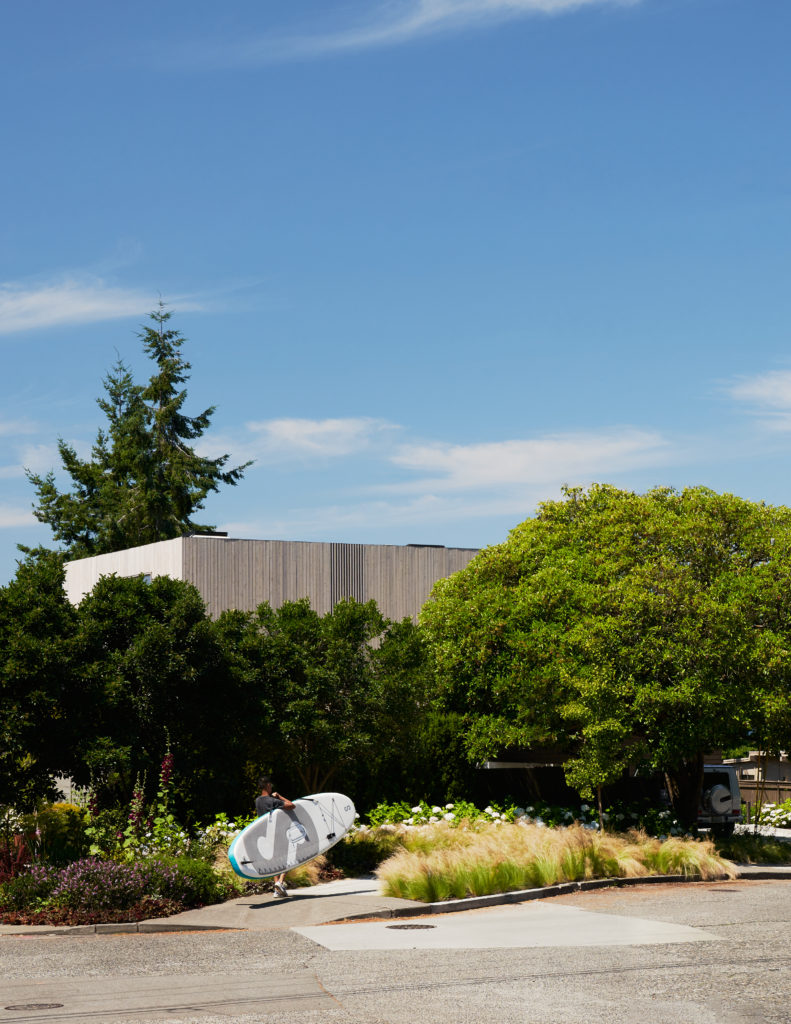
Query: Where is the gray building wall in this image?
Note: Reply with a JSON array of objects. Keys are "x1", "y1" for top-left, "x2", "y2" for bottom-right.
[{"x1": 64, "y1": 536, "x2": 479, "y2": 620}]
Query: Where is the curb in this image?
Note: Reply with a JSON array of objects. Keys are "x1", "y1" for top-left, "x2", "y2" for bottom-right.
[
  {"x1": 3, "y1": 866, "x2": 790, "y2": 936},
  {"x1": 329, "y1": 865, "x2": 791, "y2": 923},
  {"x1": 328, "y1": 874, "x2": 697, "y2": 923},
  {"x1": 732, "y1": 865, "x2": 791, "y2": 880},
  {"x1": 0, "y1": 919, "x2": 236, "y2": 937}
]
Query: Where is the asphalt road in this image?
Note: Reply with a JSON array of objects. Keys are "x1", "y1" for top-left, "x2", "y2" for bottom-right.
[{"x1": 1, "y1": 879, "x2": 790, "y2": 1024}]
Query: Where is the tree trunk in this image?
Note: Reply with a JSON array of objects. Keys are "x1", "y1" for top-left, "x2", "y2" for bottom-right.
[
  {"x1": 297, "y1": 764, "x2": 337, "y2": 795},
  {"x1": 664, "y1": 754, "x2": 704, "y2": 829}
]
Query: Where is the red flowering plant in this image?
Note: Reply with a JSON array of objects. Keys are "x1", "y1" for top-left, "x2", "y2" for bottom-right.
[
  {"x1": 119, "y1": 746, "x2": 191, "y2": 861},
  {"x1": 0, "y1": 807, "x2": 31, "y2": 883}
]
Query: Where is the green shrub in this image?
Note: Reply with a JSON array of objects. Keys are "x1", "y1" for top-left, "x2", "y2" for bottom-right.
[
  {"x1": 0, "y1": 856, "x2": 237, "y2": 916},
  {"x1": 328, "y1": 829, "x2": 403, "y2": 874},
  {"x1": 0, "y1": 869, "x2": 56, "y2": 911},
  {"x1": 163, "y1": 856, "x2": 239, "y2": 905},
  {"x1": 366, "y1": 802, "x2": 414, "y2": 827},
  {"x1": 753, "y1": 799, "x2": 791, "y2": 829},
  {"x1": 24, "y1": 803, "x2": 90, "y2": 865},
  {"x1": 83, "y1": 807, "x2": 127, "y2": 858},
  {"x1": 715, "y1": 834, "x2": 791, "y2": 865}
]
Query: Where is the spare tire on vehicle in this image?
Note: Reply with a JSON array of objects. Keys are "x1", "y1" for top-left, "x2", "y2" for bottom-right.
[{"x1": 703, "y1": 783, "x2": 732, "y2": 815}]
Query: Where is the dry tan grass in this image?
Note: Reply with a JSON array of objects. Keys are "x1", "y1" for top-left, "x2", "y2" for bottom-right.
[{"x1": 377, "y1": 822, "x2": 736, "y2": 901}]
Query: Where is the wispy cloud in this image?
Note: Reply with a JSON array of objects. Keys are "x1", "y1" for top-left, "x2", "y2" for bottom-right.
[
  {"x1": 201, "y1": 417, "x2": 401, "y2": 465},
  {"x1": 0, "y1": 419, "x2": 38, "y2": 438},
  {"x1": 221, "y1": 493, "x2": 501, "y2": 539},
  {"x1": 0, "y1": 276, "x2": 202, "y2": 335},
  {"x1": 171, "y1": 0, "x2": 639, "y2": 67},
  {"x1": 388, "y1": 428, "x2": 669, "y2": 492},
  {"x1": 727, "y1": 370, "x2": 791, "y2": 431},
  {"x1": 0, "y1": 504, "x2": 35, "y2": 530},
  {"x1": 218, "y1": 425, "x2": 673, "y2": 540},
  {"x1": 0, "y1": 444, "x2": 60, "y2": 482}
]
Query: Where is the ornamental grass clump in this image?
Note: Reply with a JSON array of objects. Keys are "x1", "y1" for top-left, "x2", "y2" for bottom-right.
[{"x1": 377, "y1": 822, "x2": 735, "y2": 902}]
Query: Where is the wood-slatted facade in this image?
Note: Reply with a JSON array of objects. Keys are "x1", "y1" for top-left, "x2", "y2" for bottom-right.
[{"x1": 64, "y1": 536, "x2": 479, "y2": 620}]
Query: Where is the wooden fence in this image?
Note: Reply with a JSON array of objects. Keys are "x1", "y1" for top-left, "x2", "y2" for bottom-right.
[
  {"x1": 739, "y1": 780, "x2": 791, "y2": 804},
  {"x1": 739, "y1": 780, "x2": 791, "y2": 822}
]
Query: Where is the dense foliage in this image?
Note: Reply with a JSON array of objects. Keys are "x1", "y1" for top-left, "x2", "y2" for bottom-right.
[
  {"x1": 421, "y1": 485, "x2": 791, "y2": 825},
  {"x1": 0, "y1": 549, "x2": 79, "y2": 807},
  {"x1": 0, "y1": 552, "x2": 442, "y2": 819}
]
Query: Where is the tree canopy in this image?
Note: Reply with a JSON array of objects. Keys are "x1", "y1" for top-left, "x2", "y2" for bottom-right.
[
  {"x1": 420, "y1": 485, "x2": 791, "y2": 823},
  {"x1": 0, "y1": 549, "x2": 443, "y2": 818},
  {"x1": 27, "y1": 306, "x2": 250, "y2": 558},
  {"x1": 0, "y1": 549, "x2": 78, "y2": 807},
  {"x1": 215, "y1": 598, "x2": 438, "y2": 804}
]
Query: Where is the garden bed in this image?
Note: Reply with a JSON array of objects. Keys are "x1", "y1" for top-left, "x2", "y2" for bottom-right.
[{"x1": 373, "y1": 822, "x2": 737, "y2": 903}]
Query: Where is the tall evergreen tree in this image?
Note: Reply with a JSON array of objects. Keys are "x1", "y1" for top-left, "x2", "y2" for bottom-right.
[{"x1": 27, "y1": 306, "x2": 250, "y2": 558}]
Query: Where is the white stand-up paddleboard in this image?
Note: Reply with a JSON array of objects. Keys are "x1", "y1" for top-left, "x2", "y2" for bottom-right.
[{"x1": 228, "y1": 792, "x2": 356, "y2": 879}]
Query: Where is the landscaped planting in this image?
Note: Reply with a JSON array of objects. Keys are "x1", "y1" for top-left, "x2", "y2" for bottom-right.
[
  {"x1": 0, "y1": 856, "x2": 238, "y2": 926},
  {"x1": 376, "y1": 822, "x2": 735, "y2": 903},
  {"x1": 361, "y1": 798, "x2": 686, "y2": 837},
  {"x1": 752, "y1": 799, "x2": 791, "y2": 830},
  {"x1": 715, "y1": 832, "x2": 791, "y2": 865},
  {"x1": 5, "y1": 789, "x2": 785, "y2": 924}
]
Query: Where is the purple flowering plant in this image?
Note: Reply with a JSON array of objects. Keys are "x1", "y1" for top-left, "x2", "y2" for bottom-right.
[{"x1": 0, "y1": 856, "x2": 232, "y2": 917}]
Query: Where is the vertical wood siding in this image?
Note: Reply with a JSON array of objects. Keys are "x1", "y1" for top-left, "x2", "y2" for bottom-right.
[
  {"x1": 183, "y1": 538, "x2": 478, "y2": 619},
  {"x1": 64, "y1": 537, "x2": 479, "y2": 620}
]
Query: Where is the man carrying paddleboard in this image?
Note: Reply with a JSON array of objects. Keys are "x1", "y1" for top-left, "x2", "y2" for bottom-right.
[{"x1": 255, "y1": 776, "x2": 294, "y2": 898}]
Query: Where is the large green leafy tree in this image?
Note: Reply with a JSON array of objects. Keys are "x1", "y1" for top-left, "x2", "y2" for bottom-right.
[
  {"x1": 226, "y1": 598, "x2": 389, "y2": 796},
  {"x1": 74, "y1": 574, "x2": 257, "y2": 821},
  {"x1": 27, "y1": 306, "x2": 250, "y2": 558},
  {"x1": 0, "y1": 550, "x2": 80, "y2": 807},
  {"x1": 421, "y1": 485, "x2": 791, "y2": 825},
  {"x1": 218, "y1": 598, "x2": 449, "y2": 806}
]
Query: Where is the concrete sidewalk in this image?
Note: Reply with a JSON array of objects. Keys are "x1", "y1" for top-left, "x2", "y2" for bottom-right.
[{"x1": 2, "y1": 865, "x2": 790, "y2": 937}]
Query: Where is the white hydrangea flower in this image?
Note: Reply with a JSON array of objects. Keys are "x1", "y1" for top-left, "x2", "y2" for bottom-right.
[
  {"x1": 444, "y1": 812, "x2": 455, "y2": 820},
  {"x1": 411, "y1": 806, "x2": 422, "y2": 814},
  {"x1": 446, "y1": 803, "x2": 454, "y2": 810}
]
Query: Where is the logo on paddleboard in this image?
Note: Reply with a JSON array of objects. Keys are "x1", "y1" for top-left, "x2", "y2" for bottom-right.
[{"x1": 286, "y1": 822, "x2": 309, "y2": 846}]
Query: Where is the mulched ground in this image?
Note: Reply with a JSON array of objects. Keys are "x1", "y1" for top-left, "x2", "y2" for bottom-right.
[{"x1": 0, "y1": 897, "x2": 185, "y2": 926}]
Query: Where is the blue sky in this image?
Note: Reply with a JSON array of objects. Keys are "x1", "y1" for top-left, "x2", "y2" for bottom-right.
[{"x1": 2, "y1": 0, "x2": 790, "y2": 584}]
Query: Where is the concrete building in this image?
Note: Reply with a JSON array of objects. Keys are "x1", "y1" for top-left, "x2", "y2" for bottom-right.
[{"x1": 63, "y1": 535, "x2": 479, "y2": 620}]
